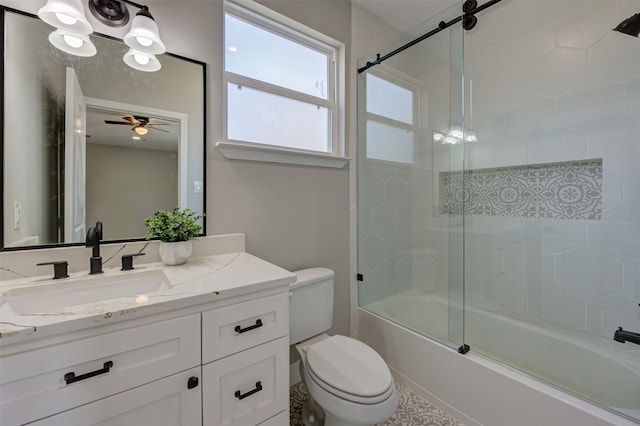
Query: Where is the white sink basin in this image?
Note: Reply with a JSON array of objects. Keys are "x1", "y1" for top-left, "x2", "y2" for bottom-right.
[{"x1": 5, "y1": 270, "x2": 171, "y2": 315}]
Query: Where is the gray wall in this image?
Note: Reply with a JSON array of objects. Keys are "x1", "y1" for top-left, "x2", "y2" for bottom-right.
[
  {"x1": 3, "y1": 12, "x2": 55, "y2": 246},
  {"x1": 86, "y1": 143, "x2": 178, "y2": 240},
  {"x1": 142, "y1": 0, "x2": 352, "y2": 338},
  {"x1": 4, "y1": 0, "x2": 352, "y2": 338}
]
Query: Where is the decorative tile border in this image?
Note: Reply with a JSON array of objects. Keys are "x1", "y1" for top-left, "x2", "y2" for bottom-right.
[{"x1": 439, "y1": 159, "x2": 602, "y2": 220}]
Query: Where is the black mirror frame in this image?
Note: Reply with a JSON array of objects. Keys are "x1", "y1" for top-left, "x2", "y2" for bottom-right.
[{"x1": 0, "y1": 6, "x2": 206, "y2": 251}]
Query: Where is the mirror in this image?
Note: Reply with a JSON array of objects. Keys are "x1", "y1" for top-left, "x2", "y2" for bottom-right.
[{"x1": 2, "y1": 8, "x2": 206, "y2": 249}]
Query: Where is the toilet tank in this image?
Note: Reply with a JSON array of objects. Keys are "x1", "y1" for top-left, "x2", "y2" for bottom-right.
[{"x1": 289, "y1": 267, "x2": 335, "y2": 344}]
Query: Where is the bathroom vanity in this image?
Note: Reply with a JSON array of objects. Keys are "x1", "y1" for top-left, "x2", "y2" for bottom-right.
[{"x1": 0, "y1": 237, "x2": 294, "y2": 426}]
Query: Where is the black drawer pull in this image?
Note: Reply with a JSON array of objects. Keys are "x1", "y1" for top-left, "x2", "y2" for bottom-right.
[
  {"x1": 64, "y1": 361, "x2": 113, "y2": 385},
  {"x1": 235, "y1": 381, "x2": 262, "y2": 400},
  {"x1": 235, "y1": 319, "x2": 263, "y2": 334}
]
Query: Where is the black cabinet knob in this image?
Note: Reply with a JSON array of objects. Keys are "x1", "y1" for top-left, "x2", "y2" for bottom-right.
[{"x1": 187, "y1": 376, "x2": 199, "y2": 389}]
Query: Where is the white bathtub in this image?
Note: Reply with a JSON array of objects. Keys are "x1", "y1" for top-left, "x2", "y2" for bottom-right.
[{"x1": 359, "y1": 293, "x2": 640, "y2": 426}]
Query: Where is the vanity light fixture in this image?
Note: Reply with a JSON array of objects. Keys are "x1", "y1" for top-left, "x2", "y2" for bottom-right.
[
  {"x1": 434, "y1": 80, "x2": 479, "y2": 144},
  {"x1": 37, "y1": 0, "x2": 165, "y2": 72},
  {"x1": 38, "y1": 0, "x2": 96, "y2": 56},
  {"x1": 433, "y1": 126, "x2": 478, "y2": 145},
  {"x1": 123, "y1": 49, "x2": 161, "y2": 72},
  {"x1": 123, "y1": 7, "x2": 165, "y2": 54},
  {"x1": 48, "y1": 29, "x2": 97, "y2": 56},
  {"x1": 38, "y1": 0, "x2": 93, "y2": 34}
]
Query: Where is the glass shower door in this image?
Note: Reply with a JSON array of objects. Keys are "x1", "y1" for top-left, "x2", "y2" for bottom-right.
[
  {"x1": 356, "y1": 2, "x2": 466, "y2": 351},
  {"x1": 461, "y1": 0, "x2": 640, "y2": 421}
]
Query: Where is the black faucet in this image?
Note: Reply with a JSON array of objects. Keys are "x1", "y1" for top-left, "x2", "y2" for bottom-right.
[
  {"x1": 614, "y1": 327, "x2": 640, "y2": 346},
  {"x1": 86, "y1": 221, "x2": 103, "y2": 275}
]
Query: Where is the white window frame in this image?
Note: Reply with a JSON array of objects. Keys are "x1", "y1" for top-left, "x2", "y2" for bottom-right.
[
  {"x1": 364, "y1": 66, "x2": 421, "y2": 165},
  {"x1": 218, "y1": 0, "x2": 348, "y2": 168}
]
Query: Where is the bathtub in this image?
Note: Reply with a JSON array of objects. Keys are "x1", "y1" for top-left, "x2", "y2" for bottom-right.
[{"x1": 358, "y1": 293, "x2": 640, "y2": 426}]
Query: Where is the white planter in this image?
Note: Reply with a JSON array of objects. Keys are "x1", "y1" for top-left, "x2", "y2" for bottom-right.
[{"x1": 158, "y1": 241, "x2": 193, "y2": 266}]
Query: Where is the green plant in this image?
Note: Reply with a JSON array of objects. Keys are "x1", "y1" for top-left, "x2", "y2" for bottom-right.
[{"x1": 144, "y1": 207, "x2": 204, "y2": 242}]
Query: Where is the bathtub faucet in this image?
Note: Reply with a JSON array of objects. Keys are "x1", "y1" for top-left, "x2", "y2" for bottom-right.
[{"x1": 613, "y1": 327, "x2": 640, "y2": 346}]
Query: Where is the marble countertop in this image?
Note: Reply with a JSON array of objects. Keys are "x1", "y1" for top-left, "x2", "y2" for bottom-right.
[{"x1": 0, "y1": 251, "x2": 296, "y2": 345}]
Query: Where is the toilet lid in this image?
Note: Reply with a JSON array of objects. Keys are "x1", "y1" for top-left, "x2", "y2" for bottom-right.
[{"x1": 305, "y1": 335, "x2": 392, "y2": 398}]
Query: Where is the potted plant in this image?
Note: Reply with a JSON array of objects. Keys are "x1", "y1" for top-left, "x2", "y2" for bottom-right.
[{"x1": 145, "y1": 207, "x2": 204, "y2": 265}]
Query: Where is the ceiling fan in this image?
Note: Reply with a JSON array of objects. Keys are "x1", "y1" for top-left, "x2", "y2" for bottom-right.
[{"x1": 104, "y1": 114, "x2": 170, "y2": 136}]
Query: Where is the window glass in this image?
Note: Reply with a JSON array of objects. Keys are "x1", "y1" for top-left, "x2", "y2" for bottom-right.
[
  {"x1": 366, "y1": 120, "x2": 414, "y2": 163},
  {"x1": 225, "y1": 14, "x2": 329, "y2": 100},
  {"x1": 366, "y1": 74, "x2": 413, "y2": 125},
  {"x1": 227, "y1": 83, "x2": 330, "y2": 152},
  {"x1": 365, "y1": 72, "x2": 417, "y2": 163}
]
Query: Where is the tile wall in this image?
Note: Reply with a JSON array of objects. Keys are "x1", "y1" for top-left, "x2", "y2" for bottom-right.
[{"x1": 461, "y1": 0, "x2": 640, "y2": 345}]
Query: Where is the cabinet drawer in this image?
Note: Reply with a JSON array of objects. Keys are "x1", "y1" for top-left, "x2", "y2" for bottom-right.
[
  {"x1": 202, "y1": 337, "x2": 289, "y2": 426},
  {"x1": 29, "y1": 367, "x2": 202, "y2": 426},
  {"x1": 202, "y1": 292, "x2": 287, "y2": 363},
  {"x1": 1, "y1": 313, "x2": 200, "y2": 426}
]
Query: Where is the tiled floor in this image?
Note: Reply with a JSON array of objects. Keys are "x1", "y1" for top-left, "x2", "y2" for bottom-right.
[{"x1": 290, "y1": 381, "x2": 463, "y2": 426}]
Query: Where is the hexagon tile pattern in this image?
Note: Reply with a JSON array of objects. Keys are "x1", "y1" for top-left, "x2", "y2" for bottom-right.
[{"x1": 440, "y1": 158, "x2": 602, "y2": 220}]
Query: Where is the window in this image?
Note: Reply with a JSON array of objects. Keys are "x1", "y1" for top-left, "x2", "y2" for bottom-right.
[
  {"x1": 365, "y1": 71, "x2": 418, "y2": 164},
  {"x1": 224, "y1": 2, "x2": 342, "y2": 157}
]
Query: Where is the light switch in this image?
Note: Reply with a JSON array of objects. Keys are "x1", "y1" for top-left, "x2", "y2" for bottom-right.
[
  {"x1": 14, "y1": 201, "x2": 21, "y2": 230},
  {"x1": 194, "y1": 181, "x2": 203, "y2": 194}
]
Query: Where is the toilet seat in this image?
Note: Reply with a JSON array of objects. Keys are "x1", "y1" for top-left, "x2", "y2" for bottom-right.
[{"x1": 305, "y1": 335, "x2": 394, "y2": 404}]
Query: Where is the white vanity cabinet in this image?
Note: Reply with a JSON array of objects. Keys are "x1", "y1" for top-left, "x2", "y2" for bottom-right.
[
  {"x1": 202, "y1": 292, "x2": 289, "y2": 426},
  {"x1": 0, "y1": 288, "x2": 290, "y2": 426}
]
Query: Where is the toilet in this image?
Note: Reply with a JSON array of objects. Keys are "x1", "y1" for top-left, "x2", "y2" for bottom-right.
[{"x1": 290, "y1": 268, "x2": 398, "y2": 426}]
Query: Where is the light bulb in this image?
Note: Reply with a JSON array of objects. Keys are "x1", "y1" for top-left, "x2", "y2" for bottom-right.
[
  {"x1": 136, "y1": 36, "x2": 153, "y2": 47},
  {"x1": 444, "y1": 136, "x2": 459, "y2": 144},
  {"x1": 134, "y1": 54, "x2": 150, "y2": 65},
  {"x1": 124, "y1": 49, "x2": 161, "y2": 72},
  {"x1": 63, "y1": 34, "x2": 83, "y2": 48},
  {"x1": 55, "y1": 12, "x2": 77, "y2": 26},
  {"x1": 465, "y1": 132, "x2": 478, "y2": 143},
  {"x1": 134, "y1": 126, "x2": 149, "y2": 135},
  {"x1": 449, "y1": 126, "x2": 463, "y2": 139}
]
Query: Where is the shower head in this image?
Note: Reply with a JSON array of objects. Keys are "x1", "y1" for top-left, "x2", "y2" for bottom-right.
[{"x1": 613, "y1": 13, "x2": 640, "y2": 37}]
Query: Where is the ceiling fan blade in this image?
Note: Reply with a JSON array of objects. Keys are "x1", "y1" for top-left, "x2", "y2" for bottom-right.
[
  {"x1": 150, "y1": 127, "x2": 171, "y2": 133},
  {"x1": 132, "y1": 116, "x2": 150, "y2": 124},
  {"x1": 104, "y1": 120, "x2": 132, "y2": 125}
]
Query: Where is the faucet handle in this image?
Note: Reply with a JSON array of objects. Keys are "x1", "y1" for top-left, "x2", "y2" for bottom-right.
[
  {"x1": 121, "y1": 253, "x2": 146, "y2": 271},
  {"x1": 37, "y1": 261, "x2": 69, "y2": 279}
]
